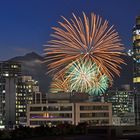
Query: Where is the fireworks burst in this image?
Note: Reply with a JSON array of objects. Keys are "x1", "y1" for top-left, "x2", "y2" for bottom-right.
[
  {"x1": 44, "y1": 12, "x2": 125, "y2": 81},
  {"x1": 88, "y1": 74, "x2": 109, "y2": 95},
  {"x1": 50, "y1": 76, "x2": 70, "y2": 93},
  {"x1": 50, "y1": 59, "x2": 109, "y2": 95},
  {"x1": 66, "y1": 59, "x2": 109, "y2": 95},
  {"x1": 66, "y1": 59, "x2": 99, "y2": 93}
]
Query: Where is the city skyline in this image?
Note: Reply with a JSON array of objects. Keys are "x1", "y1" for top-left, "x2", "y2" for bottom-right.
[
  {"x1": 0, "y1": 1, "x2": 140, "y2": 137},
  {"x1": 0, "y1": 0, "x2": 139, "y2": 60}
]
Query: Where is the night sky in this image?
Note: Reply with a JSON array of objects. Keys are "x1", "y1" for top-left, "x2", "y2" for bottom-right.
[{"x1": 0, "y1": 0, "x2": 139, "y2": 60}]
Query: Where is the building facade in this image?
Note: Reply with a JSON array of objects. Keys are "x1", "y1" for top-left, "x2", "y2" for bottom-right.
[
  {"x1": 133, "y1": 16, "x2": 140, "y2": 84},
  {"x1": 27, "y1": 93, "x2": 112, "y2": 127},
  {"x1": 16, "y1": 76, "x2": 39, "y2": 125},
  {"x1": 133, "y1": 16, "x2": 140, "y2": 125},
  {"x1": 0, "y1": 61, "x2": 21, "y2": 128},
  {"x1": 0, "y1": 62, "x2": 40, "y2": 128},
  {"x1": 105, "y1": 89, "x2": 135, "y2": 125}
]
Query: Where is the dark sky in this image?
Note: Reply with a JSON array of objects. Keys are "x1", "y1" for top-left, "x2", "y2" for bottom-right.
[{"x1": 0, "y1": 0, "x2": 139, "y2": 60}]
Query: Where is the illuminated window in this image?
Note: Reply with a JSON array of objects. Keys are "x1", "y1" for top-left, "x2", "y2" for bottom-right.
[
  {"x1": 133, "y1": 77, "x2": 140, "y2": 83},
  {"x1": 11, "y1": 65, "x2": 18, "y2": 68},
  {"x1": 2, "y1": 100, "x2": 5, "y2": 103},
  {"x1": 136, "y1": 35, "x2": 140, "y2": 39},
  {"x1": 134, "y1": 29, "x2": 140, "y2": 35},
  {"x1": 19, "y1": 109, "x2": 23, "y2": 112},
  {"x1": 2, "y1": 90, "x2": 5, "y2": 93},
  {"x1": 136, "y1": 59, "x2": 140, "y2": 63},
  {"x1": 5, "y1": 73, "x2": 9, "y2": 77},
  {"x1": 135, "y1": 42, "x2": 140, "y2": 46}
]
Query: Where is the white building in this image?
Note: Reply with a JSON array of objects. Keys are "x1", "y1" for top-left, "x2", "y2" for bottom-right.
[{"x1": 26, "y1": 92, "x2": 112, "y2": 127}]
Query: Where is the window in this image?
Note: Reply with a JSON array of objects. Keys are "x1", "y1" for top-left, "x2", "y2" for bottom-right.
[
  {"x1": 80, "y1": 105, "x2": 109, "y2": 110},
  {"x1": 30, "y1": 107, "x2": 42, "y2": 111},
  {"x1": 60, "y1": 106, "x2": 72, "y2": 111},
  {"x1": 80, "y1": 113, "x2": 109, "y2": 118}
]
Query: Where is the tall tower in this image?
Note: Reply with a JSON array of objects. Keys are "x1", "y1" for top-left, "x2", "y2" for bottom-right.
[
  {"x1": 133, "y1": 16, "x2": 140, "y2": 125},
  {"x1": 0, "y1": 61, "x2": 21, "y2": 128},
  {"x1": 133, "y1": 16, "x2": 140, "y2": 85}
]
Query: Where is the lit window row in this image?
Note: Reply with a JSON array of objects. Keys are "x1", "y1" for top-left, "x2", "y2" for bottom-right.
[
  {"x1": 133, "y1": 29, "x2": 140, "y2": 35},
  {"x1": 11, "y1": 65, "x2": 18, "y2": 68},
  {"x1": 133, "y1": 77, "x2": 140, "y2": 83}
]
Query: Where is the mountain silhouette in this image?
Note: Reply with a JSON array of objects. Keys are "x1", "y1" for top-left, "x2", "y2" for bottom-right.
[
  {"x1": 9, "y1": 52, "x2": 43, "y2": 61},
  {"x1": 8, "y1": 52, "x2": 133, "y2": 93},
  {"x1": 9, "y1": 52, "x2": 51, "y2": 93}
]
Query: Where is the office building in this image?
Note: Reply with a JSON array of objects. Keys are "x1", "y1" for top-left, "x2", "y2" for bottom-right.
[
  {"x1": 0, "y1": 62, "x2": 40, "y2": 127},
  {"x1": 0, "y1": 61, "x2": 21, "y2": 128},
  {"x1": 16, "y1": 76, "x2": 39, "y2": 125},
  {"x1": 133, "y1": 16, "x2": 140, "y2": 125},
  {"x1": 105, "y1": 89, "x2": 135, "y2": 125},
  {"x1": 27, "y1": 92, "x2": 112, "y2": 127},
  {"x1": 133, "y1": 16, "x2": 140, "y2": 84}
]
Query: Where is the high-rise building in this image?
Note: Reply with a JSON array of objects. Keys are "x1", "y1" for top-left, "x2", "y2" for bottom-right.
[
  {"x1": 0, "y1": 61, "x2": 21, "y2": 128},
  {"x1": 133, "y1": 16, "x2": 140, "y2": 85},
  {"x1": 0, "y1": 61, "x2": 40, "y2": 128},
  {"x1": 16, "y1": 76, "x2": 39, "y2": 125},
  {"x1": 133, "y1": 16, "x2": 140, "y2": 125},
  {"x1": 104, "y1": 89, "x2": 135, "y2": 125}
]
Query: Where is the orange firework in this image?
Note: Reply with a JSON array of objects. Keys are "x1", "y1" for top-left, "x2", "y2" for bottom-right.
[
  {"x1": 44, "y1": 13, "x2": 125, "y2": 81},
  {"x1": 50, "y1": 75, "x2": 70, "y2": 93}
]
